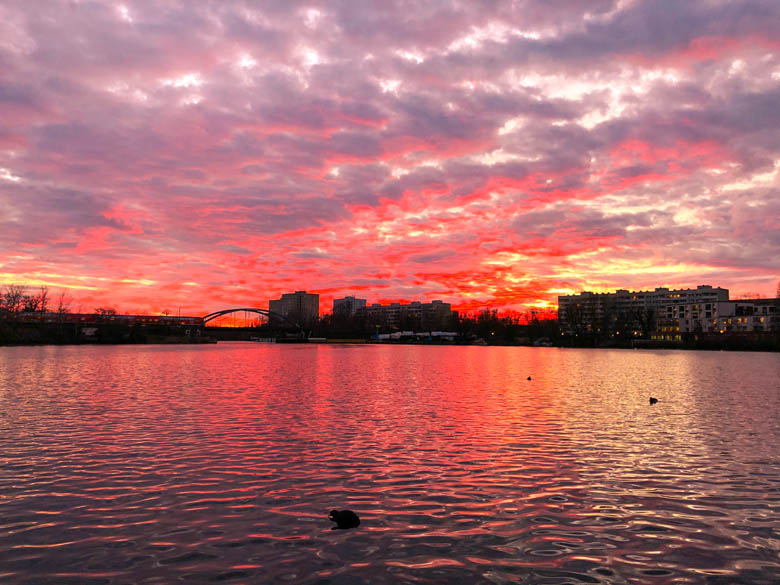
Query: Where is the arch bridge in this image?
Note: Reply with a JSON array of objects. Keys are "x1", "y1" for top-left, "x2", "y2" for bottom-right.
[{"x1": 202, "y1": 308, "x2": 304, "y2": 334}]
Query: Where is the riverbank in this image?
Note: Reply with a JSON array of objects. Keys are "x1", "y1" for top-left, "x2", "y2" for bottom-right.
[
  {"x1": 269, "y1": 337, "x2": 780, "y2": 352},
  {"x1": 2, "y1": 321, "x2": 778, "y2": 351},
  {"x1": 0, "y1": 322, "x2": 212, "y2": 346}
]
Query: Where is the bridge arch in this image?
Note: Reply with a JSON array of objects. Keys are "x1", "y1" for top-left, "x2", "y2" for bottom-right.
[{"x1": 202, "y1": 308, "x2": 303, "y2": 332}]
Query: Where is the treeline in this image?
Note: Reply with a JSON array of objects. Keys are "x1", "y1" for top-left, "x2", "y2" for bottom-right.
[
  {"x1": 1, "y1": 285, "x2": 67, "y2": 344},
  {"x1": 0, "y1": 284, "x2": 125, "y2": 321},
  {"x1": 312, "y1": 308, "x2": 559, "y2": 344},
  {"x1": 0, "y1": 284, "x2": 199, "y2": 346},
  {"x1": 0, "y1": 284, "x2": 72, "y2": 317},
  {"x1": 0, "y1": 319, "x2": 204, "y2": 346}
]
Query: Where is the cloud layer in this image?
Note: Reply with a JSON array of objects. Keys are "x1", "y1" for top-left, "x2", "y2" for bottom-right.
[{"x1": 1, "y1": 0, "x2": 779, "y2": 314}]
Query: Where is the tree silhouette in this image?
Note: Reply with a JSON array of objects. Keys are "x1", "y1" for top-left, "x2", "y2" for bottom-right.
[{"x1": 1, "y1": 284, "x2": 26, "y2": 316}]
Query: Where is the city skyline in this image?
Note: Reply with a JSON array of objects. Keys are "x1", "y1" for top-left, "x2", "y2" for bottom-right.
[
  {"x1": 5, "y1": 280, "x2": 779, "y2": 321},
  {"x1": 1, "y1": 1, "x2": 779, "y2": 315}
]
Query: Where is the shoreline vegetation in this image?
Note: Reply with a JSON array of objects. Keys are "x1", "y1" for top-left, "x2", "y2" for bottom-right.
[
  {"x1": 0, "y1": 320, "x2": 213, "y2": 347},
  {"x1": 1, "y1": 320, "x2": 778, "y2": 352}
]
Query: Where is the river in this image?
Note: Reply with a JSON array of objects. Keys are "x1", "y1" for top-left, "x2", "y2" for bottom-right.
[{"x1": 1, "y1": 343, "x2": 779, "y2": 584}]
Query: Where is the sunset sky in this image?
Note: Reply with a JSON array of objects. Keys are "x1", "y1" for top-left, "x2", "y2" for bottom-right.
[{"x1": 1, "y1": 1, "x2": 779, "y2": 315}]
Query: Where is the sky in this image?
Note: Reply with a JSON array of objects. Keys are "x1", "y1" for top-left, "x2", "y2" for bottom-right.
[{"x1": 1, "y1": 0, "x2": 779, "y2": 316}]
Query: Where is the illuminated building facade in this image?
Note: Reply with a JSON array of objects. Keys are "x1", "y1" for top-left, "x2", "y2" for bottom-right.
[
  {"x1": 558, "y1": 285, "x2": 729, "y2": 337},
  {"x1": 657, "y1": 298, "x2": 780, "y2": 340}
]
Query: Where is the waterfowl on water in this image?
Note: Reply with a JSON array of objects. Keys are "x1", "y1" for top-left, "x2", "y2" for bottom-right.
[
  {"x1": 527, "y1": 376, "x2": 532, "y2": 381},
  {"x1": 329, "y1": 509, "x2": 360, "y2": 529},
  {"x1": 649, "y1": 397, "x2": 658, "y2": 405}
]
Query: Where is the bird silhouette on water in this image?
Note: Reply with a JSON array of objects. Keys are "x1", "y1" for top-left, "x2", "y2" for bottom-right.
[
  {"x1": 329, "y1": 510, "x2": 360, "y2": 529},
  {"x1": 649, "y1": 397, "x2": 658, "y2": 405}
]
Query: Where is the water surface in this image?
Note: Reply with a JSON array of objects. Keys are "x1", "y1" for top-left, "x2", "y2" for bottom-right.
[{"x1": 1, "y1": 344, "x2": 779, "y2": 584}]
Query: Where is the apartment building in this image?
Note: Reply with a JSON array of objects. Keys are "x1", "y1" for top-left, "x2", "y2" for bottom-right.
[
  {"x1": 269, "y1": 290, "x2": 319, "y2": 327},
  {"x1": 332, "y1": 295, "x2": 367, "y2": 316},
  {"x1": 364, "y1": 300, "x2": 453, "y2": 330},
  {"x1": 656, "y1": 298, "x2": 779, "y2": 340},
  {"x1": 558, "y1": 285, "x2": 729, "y2": 336}
]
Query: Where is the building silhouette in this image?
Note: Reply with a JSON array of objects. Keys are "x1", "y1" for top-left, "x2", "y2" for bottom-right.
[
  {"x1": 364, "y1": 299, "x2": 453, "y2": 330},
  {"x1": 269, "y1": 291, "x2": 319, "y2": 327},
  {"x1": 333, "y1": 295, "x2": 367, "y2": 316}
]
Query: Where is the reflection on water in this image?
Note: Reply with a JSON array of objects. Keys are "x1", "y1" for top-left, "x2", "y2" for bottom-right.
[{"x1": 1, "y1": 344, "x2": 779, "y2": 584}]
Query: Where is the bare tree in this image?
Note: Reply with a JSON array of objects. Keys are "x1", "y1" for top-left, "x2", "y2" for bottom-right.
[
  {"x1": 16, "y1": 285, "x2": 51, "y2": 315},
  {"x1": 631, "y1": 307, "x2": 657, "y2": 338},
  {"x1": 22, "y1": 293, "x2": 40, "y2": 312},
  {"x1": 94, "y1": 307, "x2": 117, "y2": 317},
  {"x1": 56, "y1": 290, "x2": 71, "y2": 316},
  {"x1": 54, "y1": 290, "x2": 72, "y2": 333},
  {"x1": 38, "y1": 286, "x2": 49, "y2": 315},
  {"x1": 564, "y1": 302, "x2": 586, "y2": 338},
  {"x1": 2, "y1": 284, "x2": 27, "y2": 316}
]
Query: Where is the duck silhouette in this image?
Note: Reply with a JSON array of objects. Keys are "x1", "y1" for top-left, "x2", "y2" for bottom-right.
[
  {"x1": 649, "y1": 397, "x2": 658, "y2": 405},
  {"x1": 329, "y1": 509, "x2": 360, "y2": 529},
  {"x1": 527, "y1": 376, "x2": 532, "y2": 381}
]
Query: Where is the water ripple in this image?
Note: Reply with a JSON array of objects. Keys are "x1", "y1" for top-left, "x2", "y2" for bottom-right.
[{"x1": 1, "y1": 344, "x2": 779, "y2": 584}]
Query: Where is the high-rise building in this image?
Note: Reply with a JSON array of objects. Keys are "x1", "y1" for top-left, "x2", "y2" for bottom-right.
[
  {"x1": 422, "y1": 300, "x2": 453, "y2": 329},
  {"x1": 332, "y1": 296, "x2": 367, "y2": 316},
  {"x1": 269, "y1": 291, "x2": 319, "y2": 327}
]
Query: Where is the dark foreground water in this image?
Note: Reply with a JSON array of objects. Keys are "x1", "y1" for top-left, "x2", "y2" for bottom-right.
[{"x1": 1, "y1": 344, "x2": 779, "y2": 585}]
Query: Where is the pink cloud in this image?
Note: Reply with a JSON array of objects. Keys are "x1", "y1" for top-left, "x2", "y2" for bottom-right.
[{"x1": 1, "y1": 0, "x2": 779, "y2": 315}]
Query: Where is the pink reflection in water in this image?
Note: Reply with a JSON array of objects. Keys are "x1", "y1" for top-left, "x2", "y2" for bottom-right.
[{"x1": 0, "y1": 344, "x2": 778, "y2": 584}]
